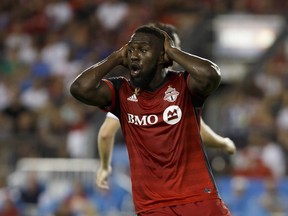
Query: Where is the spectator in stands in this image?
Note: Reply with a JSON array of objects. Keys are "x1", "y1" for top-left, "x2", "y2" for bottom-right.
[
  {"x1": 19, "y1": 172, "x2": 45, "y2": 205},
  {"x1": 233, "y1": 128, "x2": 286, "y2": 179},
  {"x1": 222, "y1": 176, "x2": 250, "y2": 216},
  {"x1": 62, "y1": 181, "x2": 99, "y2": 216},
  {"x1": 246, "y1": 178, "x2": 288, "y2": 215},
  {"x1": 0, "y1": 199, "x2": 20, "y2": 216},
  {"x1": 0, "y1": 177, "x2": 20, "y2": 216}
]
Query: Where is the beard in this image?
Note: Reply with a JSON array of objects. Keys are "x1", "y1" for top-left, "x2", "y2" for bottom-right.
[
  {"x1": 130, "y1": 64, "x2": 158, "y2": 90},
  {"x1": 130, "y1": 76, "x2": 149, "y2": 89}
]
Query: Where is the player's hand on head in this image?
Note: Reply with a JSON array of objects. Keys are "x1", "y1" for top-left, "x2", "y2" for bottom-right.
[
  {"x1": 96, "y1": 166, "x2": 112, "y2": 190},
  {"x1": 161, "y1": 30, "x2": 175, "y2": 48},
  {"x1": 118, "y1": 44, "x2": 129, "y2": 68},
  {"x1": 160, "y1": 30, "x2": 174, "y2": 67}
]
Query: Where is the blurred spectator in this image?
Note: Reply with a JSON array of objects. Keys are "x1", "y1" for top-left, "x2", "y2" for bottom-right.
[
  {"x1": 66, "y1": 127, "x2": 91, "y2": 158},
  {"x1": 4, "y1": 22, "x2": 33, "y2": 57},
  {"x1": 20, "y1": 77, "x2": 49, "y2": 110},
  {"x1": 0, "y1": 77, "x2": 10, "y2": 109},
  {"x1": 0, "y1": 112, "x2": 12, "y2": 138},
  {"x1": 277, "y1": 93, "x2": 288, "y2": 173},
  {"x1": 62, "y1": 181, "x2": 99, "y2": 216},
  {"x1": 1, "y1": 45, "x2": 23, "y2": 76},
  {"x1": 217, "y1": 88, "x2": 260, "y2": 147},
  {"x1": 90, "y1": 176, "x2": 133, "y2": 215},
  {"x1": 2, "y1": 88, "x2": 36, "y2": 135},
  {"x1": 45, "y1": 0, "x2": 73, "y2": 30},
  {"x1": 19, "y1": 172, "x2": 45, "y2": 205},
  {"x1": 232, "y1": 130, "x2": 272, "y2": 178},
  {"x1": 254, "y1": 60, "x2": 284, "y2": 99},
  {"x1": 246, "y1": 178, "x2": 288, "y2": 215},
  {"x1": 0, "y1": 177, "x2": 20, "y2": 216},
  {"x1": 4, "y1": 20, "x2": 38, "y2": 66},
  {"x1": 222, "y1": 176, "x2": 250, "y2": 216},
  {"x1": 232, "y1": 128, "x2": 286, "y2": 179},
  {"x1": 259, "y1": 132, "x2": 286, "y2": 180},
  {"x1": 0, "y1": 199, "x2": 20, "y2": 216},
  {"x1": 53, "y1": 201, "x2": 73, "y2": 216},
  {"x1": 259, "y1": 179, "x2": 288, "y2": 215},
  {"x1": 64, "y1": 99, "x2": 92, "y2": 158},
  {"x1": 276, "y1": 92, "x2": 288, "y2": 130},
  {"x1": 96, "y1": 0, "x2": 128, "y2": 31},
  {"x1": 40, "y1": 31, "x2": 70, "y2": 75}
]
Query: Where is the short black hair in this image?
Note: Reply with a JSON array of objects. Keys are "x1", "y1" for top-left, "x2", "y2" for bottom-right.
[
  {"x1": 134, "y1": 25, "x2": 165, "y2": 43},
  {"x1": 150, "y1": 23, "x2": 178, "y2": 43}
]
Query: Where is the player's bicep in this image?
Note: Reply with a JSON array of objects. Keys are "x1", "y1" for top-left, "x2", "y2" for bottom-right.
[
  {"x1": 183, "y1": 72, "x2": 206, "y2": 107},
  {"x1": 186, "y1": 67, "x2": 221, "y2": 97},
  {"x1": 187, "y1": 75, "x2": 210, "y2": 96},
  {"x1": 94, "y1": 80, "x2": 114, "y2": 107}
]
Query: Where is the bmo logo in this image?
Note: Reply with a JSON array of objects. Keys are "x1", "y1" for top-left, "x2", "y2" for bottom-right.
[
  {"x1": 127, "y1": 105, "x2": 182, "y2": 126},
  {"x1": 163, "y1": 105, "x2": 182, "y2": 125},
  {"x1": 127, "y1": 114, "x2": 158, "y2": 126}
]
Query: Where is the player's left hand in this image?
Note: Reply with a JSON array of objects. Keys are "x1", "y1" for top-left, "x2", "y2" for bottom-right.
[{"x1": 161, "y1": 30, "x2": 174, "y2": 67}]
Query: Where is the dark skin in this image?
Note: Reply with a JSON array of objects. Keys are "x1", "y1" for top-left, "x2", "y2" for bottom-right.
[
  {"x1": 128, "y1": 33, "x2": 165, "y2": 89},
  {"x1": 70, "y1": 30, "x2": 221, "y2": 107}
]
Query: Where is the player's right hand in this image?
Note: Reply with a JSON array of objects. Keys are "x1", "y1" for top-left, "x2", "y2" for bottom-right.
[
  {"x1": 96, "y1": 166, "x2": 112, "y2": 190},
  {"x1": 118, "y1": 44, "x2": 129, "y2": 68}
]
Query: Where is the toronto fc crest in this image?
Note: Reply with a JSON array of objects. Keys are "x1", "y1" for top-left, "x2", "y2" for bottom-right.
[{"x1": 164, "y1": 86, "x2": 179, "y2": 102}]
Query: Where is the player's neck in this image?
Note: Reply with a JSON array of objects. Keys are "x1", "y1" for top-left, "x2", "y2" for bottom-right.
[{"x1": 146, "y1": 68, "x2": 167, "y2": 92}]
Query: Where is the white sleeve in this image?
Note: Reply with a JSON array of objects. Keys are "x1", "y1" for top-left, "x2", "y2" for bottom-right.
[{"x1": 106, "y1": 112, "x2": 119, "y2": 120}]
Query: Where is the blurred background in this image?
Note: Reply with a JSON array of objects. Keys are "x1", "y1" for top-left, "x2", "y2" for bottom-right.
[{"x1": 0, "y1": 0, "x2": 288, "y2": 215}]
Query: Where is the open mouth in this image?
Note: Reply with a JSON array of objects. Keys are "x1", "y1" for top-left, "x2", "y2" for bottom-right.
[{"x1": 130, "y1": 63, "x2": 141, "y2": 77}]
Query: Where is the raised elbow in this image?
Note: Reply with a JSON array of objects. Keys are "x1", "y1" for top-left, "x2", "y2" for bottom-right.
[
  {"x1": 70, "y1": 81, "x2": 82, "y2": 99},
  {"x1": 207, "y1": 63, "x2": 221, "y2": 88},
  {"x1": 69, "y1": 79, "x2": 92, "y2": 103},
  {"x1": 195, "y1": 63, "x2": 221, "y2": 95},
  {"x1": 210, "y1": 63, "x2": 221, "y2": 81}
]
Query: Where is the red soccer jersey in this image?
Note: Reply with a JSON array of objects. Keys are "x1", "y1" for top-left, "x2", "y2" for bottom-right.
[{"x1": 103, "y1": 71, "x2": 219, "y2": 213}]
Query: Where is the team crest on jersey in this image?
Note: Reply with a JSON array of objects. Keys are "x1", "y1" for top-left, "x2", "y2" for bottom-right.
[
  {"x1": 163, "y1": 105, "x2": 182, "y2": 125},
  {"x1": 164, "y1": 86, "x2": 179, "y2": 102},
  {"x1": 127, "y1": 87, "x2": 140, "y2": 102}
]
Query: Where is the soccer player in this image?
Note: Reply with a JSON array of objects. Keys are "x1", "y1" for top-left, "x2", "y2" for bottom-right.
[
  {"x1": 70, "y1": 25, "x2": 231, "y2": 215},
  {"x1": 97, "y1": 23, "x2": 236, "y2": 192}
]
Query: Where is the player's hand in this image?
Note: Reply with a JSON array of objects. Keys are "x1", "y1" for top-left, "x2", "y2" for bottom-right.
[
  {"x1": 117, "y1": 44, "x2": 129, "y2": 68},
  {"x1": 161, "y1": 30, "x2": 174, "y2": 67},
  {"x1": 222, "y1": 138, "x2": 236, "y2": 155},
  {"x1": 96, "y1": 166, "x2": 112, "y2": 190}
]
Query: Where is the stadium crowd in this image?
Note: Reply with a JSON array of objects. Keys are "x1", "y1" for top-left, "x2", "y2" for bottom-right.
[{"x1": 0, "y1": 0, "x2": 288, "y2": 215}]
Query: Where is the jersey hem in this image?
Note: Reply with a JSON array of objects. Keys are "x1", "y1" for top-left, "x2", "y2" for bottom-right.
[{"x1": 135, "y1": 194, "x2": 220, "y2": 214}]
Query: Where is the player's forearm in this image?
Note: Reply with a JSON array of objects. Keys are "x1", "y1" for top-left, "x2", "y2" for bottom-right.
[
  {"x1": 167, "y1": 47, "x2": 221, "y2": 94},
  {"x1": 70, "y1": 51, "x2": 121, "y2": 97},
  {"x1": 201, "y1": 120, "x2": 225, "y2": 148},
  {"x1": 98, "y1": 138, "x2": 114, "y2": 170},
  {"x1": 201, "y1": 120, "x2": 236, "y2": 155},
  {"x1": 168, "y1": 47, "x2": 220, "y2": 79}
]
